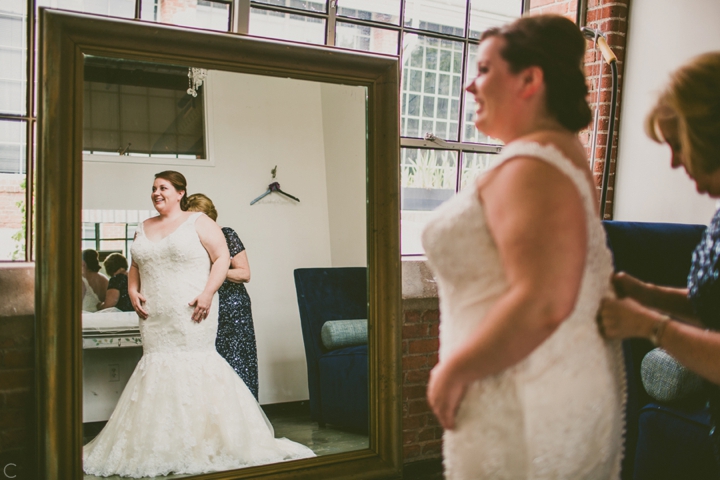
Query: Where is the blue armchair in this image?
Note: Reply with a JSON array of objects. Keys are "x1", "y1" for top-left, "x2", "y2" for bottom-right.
[
  {"x1": 293, "y1": 267, "x2": 368, "y2": 432},
  {"x1": 603, "y1": 221, "x2": 718, "y2": 480}
]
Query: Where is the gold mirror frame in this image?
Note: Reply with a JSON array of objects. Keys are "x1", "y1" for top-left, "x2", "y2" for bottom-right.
[{"x1": 36, "y1": 9, "x2": 401, "y2": 479}]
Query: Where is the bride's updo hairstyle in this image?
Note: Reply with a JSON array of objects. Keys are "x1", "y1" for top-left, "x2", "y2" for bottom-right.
[
  {"x1": 481, "y1": 14, "x2": 591, "y2": 133},
  {"x1": 154, "y1": 170, "x2": 189, "y2": 211}
]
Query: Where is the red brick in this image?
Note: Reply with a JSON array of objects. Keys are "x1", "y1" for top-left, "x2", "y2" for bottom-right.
[
  {"x1": 403, "y1": 430, "x2": 418, "y2": 445},
  {"x1": 405, "y1": 369, "x2": 430, "y2": 384},
  {"x1": 408, "y1": 398, "x2": 431, "y2": 416},
  {"x1": 418, "y1": 427, "x2": 437, "y2": 442},
  {"x1": 428, "y1": 322, "x2": 439, "y2": 337},
  {"x1": 403, "y1": 414, "x2": 427, "y2": 430},
  {"x1": 0, "y1": 350, "x2": 32, "y2": 369},
  {"x1": 0, "y1": 410, "x2": 25, "y2": 430},
  {"x1": 403, "y1": 385, "x2": 428, "y2": 401},
  {"x1": 403, "y1": 354, "x2": 429, "y2": 371},
  {"x1": 421, "y1": 439, "x2": 443, "y2": 456},
  {"x1": 0, "y1": 428, "x2": 26, "y2": 451},
  {"x1": 402, "y1": 323, "x2": 428, "y2": 340},
  {"x1": 403, "y1": 310, "x2": 422, "y2": 324},
  {"x1": 1, "y1": 389, "x2": 31, "y2": 409},
  {"x1": 0, "y1": 370, "x2": 33, "y2": 390},
  {"x1": 403, "y1": 444, "x2": 421, "y2": 459},
  {"x1": 408, "y1": 339, "x2": 439, "y2": 354},
  {"x1": 421, "y1": 310, "x2": 439, "y2": 323}
]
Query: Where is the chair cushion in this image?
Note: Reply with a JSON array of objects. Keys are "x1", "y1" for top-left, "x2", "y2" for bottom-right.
[
  {"x1": 321, "y1": 319, "x2": 367, "y2": 350},
  {"x1": 641, "y1": 348, "x2": 705, "y2": 403}
]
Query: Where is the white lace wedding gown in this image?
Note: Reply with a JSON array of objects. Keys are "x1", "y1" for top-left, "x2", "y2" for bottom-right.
[
  {"x1": 422, "y1": 142, "x2": 626, "y2": 480},
  {"x1": 83, "y1": 212, "x2": 315, "y2": 478}
]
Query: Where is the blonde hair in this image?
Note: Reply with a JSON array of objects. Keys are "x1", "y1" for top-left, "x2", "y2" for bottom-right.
[
  {"x1": 645, "y1": 52, "x2": 720, "y2": 174},
  {"x1": 186, "y1": 193, "x2": 218, "y2": 221}
]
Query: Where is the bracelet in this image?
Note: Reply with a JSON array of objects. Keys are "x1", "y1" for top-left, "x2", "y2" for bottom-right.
[{"x1": 650, "y1": 315, "x2": 671, "y2": 347}]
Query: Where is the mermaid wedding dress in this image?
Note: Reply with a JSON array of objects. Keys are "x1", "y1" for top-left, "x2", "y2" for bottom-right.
[
  {"x1": 422, "y1": 142, "x2": 626, "y2": 480},
  {"x1": 83, "y1": 212, "x2": 315, "y2": 478}
]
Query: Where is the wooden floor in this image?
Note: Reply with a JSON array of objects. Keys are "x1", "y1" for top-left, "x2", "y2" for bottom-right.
[{"x1": 83, "y1": 401, "x2": 369, "y2": 479}]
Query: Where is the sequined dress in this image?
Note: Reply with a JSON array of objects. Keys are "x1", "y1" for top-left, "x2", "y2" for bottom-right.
[
  {"x1": 421, "y1": 142, "x2": 626, "y2": 480},
  {"x1": 83, "y1": 212, "x2": 315, "y2": 477},
  {"x1": 687, "y1": 206, "x2": 720, "y2": 463},
  {"x1": 217, "y1": 227, "x2": 259, "y2": 400}
]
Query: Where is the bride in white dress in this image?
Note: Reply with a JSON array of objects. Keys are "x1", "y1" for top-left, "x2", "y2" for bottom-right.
[
  {"x1": 83, "y1": 171, "x2": 315, "y2": 478},
  {"x1": 423, "y1": 15, "x2": 625, "y2": 479}
]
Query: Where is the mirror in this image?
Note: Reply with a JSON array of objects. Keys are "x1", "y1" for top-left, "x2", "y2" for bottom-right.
[
  {"x1": 81, "y1": 55, "x2": 369, "y2": 477},
  {"x1": 37, "y1": 9, "x2": 400, "y2": 480}
]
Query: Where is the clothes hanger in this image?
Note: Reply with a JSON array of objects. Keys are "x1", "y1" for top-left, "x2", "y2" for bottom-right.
[{"x1": 250, "y1": 166, "x2": 300, "y2": 205}]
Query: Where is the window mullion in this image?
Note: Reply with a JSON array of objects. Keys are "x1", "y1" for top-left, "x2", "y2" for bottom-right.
[
  {"x1": 25, "y1": 0, "x2": 36, "y2": 261},
  {"x1": 325, "y1": 0, "x2": 336, "y2": 46},
  {"x1": 457, "y1": 0, "x2": 471, "y2": 146},
  {"x1": 232, "y1": 0, "x2": 250, "y2": 34}
]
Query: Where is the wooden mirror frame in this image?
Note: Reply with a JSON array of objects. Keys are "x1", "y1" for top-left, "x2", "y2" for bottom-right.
[{"x1": 36, "y1": 9, "x2": 401, "y2": 479}]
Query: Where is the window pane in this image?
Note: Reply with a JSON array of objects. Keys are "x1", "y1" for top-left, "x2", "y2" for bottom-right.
[
  {"x1": 404, "y1": 0, "x2": 466, "y2": 37},
  {"x1": 401, "y1": 34, "x2": 464, "y2": 140},
  {"x1": 141, "y1": 0, "x2": 231, "y2": 31},
  {"x1": 337, "y1": 0, "x2": 400, "y2": 25},
  {"x1": 0, "y1": 119, "x2": 26, "y2": 260},
  {"x1": 0, "y1": 0, "x2": 27, "y2": 115},
  {"x1": 335, "y1": 22, "x2": 398, "y2": 55},
  {"x1": 460, "y1": 151, "x2": 495, "y2": 189},
  {"x1": 83, "y1": 57, "x2": 207, "y2": 158},
  {"x1": 400, "y1": 148, "x2": 456, "y2": 255},
  {"x1": 0, "y1": 119, "x2": 25, "y2": 174},
  {"x1": 461, "y1": 43, "x2": 502, "y2": 144},
  {"x1": 252, "y1": 0, "x2": 326, "y2": 13},
  {"x1": 37, "y1": 0, "x2": 135, "y2": 18},
  {"x1": 249, "y1": 8, "x2": 326, "y2": 45},
  {"x1": 469, "y1": 0, "x2": 521, "y2": 39}
]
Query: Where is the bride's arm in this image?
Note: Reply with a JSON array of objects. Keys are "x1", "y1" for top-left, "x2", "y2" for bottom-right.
[
  {"x1": 192, "y1": 214, "x2": 230, "y2": 322},
  {"x1": 427, "y1": 157, "x2": 588, "y2": 429}
]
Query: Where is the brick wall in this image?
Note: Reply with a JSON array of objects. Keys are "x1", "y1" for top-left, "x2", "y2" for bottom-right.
[
  {"x1": 402, "y1": 299, "x2": 442, "y2": 463},
  {"x1": 583, "y1": 0, "x2": 630, "y2": 219},
  {"x1": 0, "y1": 265, "x2": 35, "y2": 480}
]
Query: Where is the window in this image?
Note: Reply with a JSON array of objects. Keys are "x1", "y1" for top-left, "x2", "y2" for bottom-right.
[
  {"x1": 81, "y1": 209, "x2": 160, "y2": 266},
  {"x1": 2, "y1": 0, "x2": 523, "y2": 260},
  {"x1": 83, "y1": 57, "x2": 208, "y2": 163},
  {"x1": 0, "y1": 0, "x2": 29, "y2": 260}
]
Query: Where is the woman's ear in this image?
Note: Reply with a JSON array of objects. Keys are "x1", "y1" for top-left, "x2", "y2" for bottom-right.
[{"x1": 519, "y1": 66, "x2": 544, "y2": 99}]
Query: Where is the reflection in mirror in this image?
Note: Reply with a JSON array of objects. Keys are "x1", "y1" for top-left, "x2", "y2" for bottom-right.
[{"x1": 79, "y1": 55, "x2": 369, "y2": 478}]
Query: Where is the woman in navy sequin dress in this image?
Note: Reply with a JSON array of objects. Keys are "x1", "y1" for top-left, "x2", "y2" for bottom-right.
[
  {"x1": 187, "y1": 194, "x2": 259, "y2": 400},
  {"x1": 598, "y1": 52, "x2": 720, "y2": 474}
]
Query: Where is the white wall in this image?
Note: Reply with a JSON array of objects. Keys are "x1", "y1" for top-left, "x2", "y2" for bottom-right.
[
  {"x1": 82, "y1": 71, "x2": 367, "y2": 404},
  {"x1": 614, "y1": 0, "x2": 720, "y2": 224},
  {"x1": 320, "y1": 83, "x2": 367, "y2": 267}
]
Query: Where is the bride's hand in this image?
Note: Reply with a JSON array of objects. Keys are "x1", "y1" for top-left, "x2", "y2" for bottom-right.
[
  {"x1": 129, "y1": 290, "x2": 148, "y2": 319},
  {"x1": 189, "y1": 291, "x2": 213, "y2": 323},
  {"x1": 427, "y1": 361, "x2": 469, "y2": 431}
]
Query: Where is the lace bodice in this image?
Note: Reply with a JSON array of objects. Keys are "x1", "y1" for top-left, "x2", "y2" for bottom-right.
[
  {"x1": 423, "y1": 141, "x2": 615, "y2": 360},
  {"x1": 131, "y1": 212, "x2": 218, "y2": 353},
  {"x1": 421, "y1": 141, "x2": 626, "y2": 480}
]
